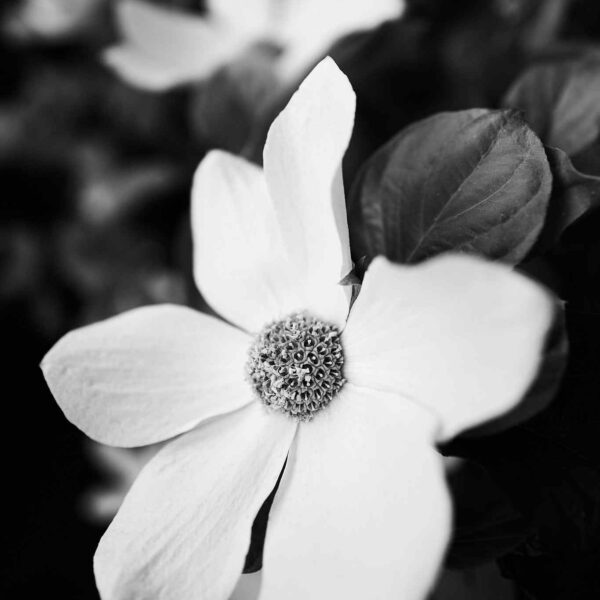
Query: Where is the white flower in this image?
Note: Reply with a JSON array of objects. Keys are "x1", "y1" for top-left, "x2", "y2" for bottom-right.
[
  {"x1": 42, "y1": 58, "x2": 553, "y2": 600},
  {"x1": 4, "y1": 0, "x2": 103, "y2": 41},
  {"x1": 103, "y1": 0, "x2": 405, "y2": 91}
]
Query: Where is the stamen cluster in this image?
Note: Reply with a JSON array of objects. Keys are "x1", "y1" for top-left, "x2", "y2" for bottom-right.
[{"x1": 247, "y1": 313, "x2": 345, "y2": 420}]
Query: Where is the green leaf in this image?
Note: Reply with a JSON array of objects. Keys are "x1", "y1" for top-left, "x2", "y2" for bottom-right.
[
  {"x1": 533, "y1": 147, "x2": 600, "y2": 254},
  {"x1": 502, "y1": 58, "x2": 600, "y2": 156},
  {"x1": 348, "y1": 109, "x2": 552, "y2": 265}
]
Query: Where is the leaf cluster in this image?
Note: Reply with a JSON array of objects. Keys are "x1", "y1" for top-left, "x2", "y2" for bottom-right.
[{"x1": 343, "y1": 10, "x2": 600, "y2": 595}]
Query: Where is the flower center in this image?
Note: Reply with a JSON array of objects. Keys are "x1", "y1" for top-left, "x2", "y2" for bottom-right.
[{"x1": 247, "y1": 313, "x2": 345, "y2": 421}]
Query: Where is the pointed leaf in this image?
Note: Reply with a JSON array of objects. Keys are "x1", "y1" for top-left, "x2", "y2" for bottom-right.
[
  {"x1": 533, "y1": 147, "x2": 600, "y2": 254},
  {"x1": 502, "y1": 58, "x2": 600, "y2": 156},
  {"x1": 349, "y1": 109, "x2": 552, "y2": 265},
  {"x1": 446, "y1": 460, "x2": 530, "y2": 569}
]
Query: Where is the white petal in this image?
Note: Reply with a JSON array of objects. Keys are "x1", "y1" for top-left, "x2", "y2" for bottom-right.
[
  {"x1": 6, "y1": 0, "x2": 102, "y2": 40},
  {"x1": 192, "y1": 151, "x2": 307, "y2": 333},
  {"x1": 103, "y1": 0, "x2": 248, "y2": 91},
  {"x1": 343, "y1": 255, "x2": 554, "y2": 441},
  {"x1": 42, "y1": 304, "x2": 252, "y2": 447},
  {"x1": 207, "y1": 0, "x2": 274, "y2": 36},
  {"x1": 95, "y1": 402, "x2": 297, "y2": 600},
  {"x1": 103, "y1": 45, "x2": 191, "y2": 92},
  {"x1": 259, "y1": 384, "x2": 450, "y2": 600},
  {"x1": 275, "y1": 0, "x2": 405, "y2": 82},
  {"x1": 262, "y1": 57, "x2": 355, "y2": 328}
]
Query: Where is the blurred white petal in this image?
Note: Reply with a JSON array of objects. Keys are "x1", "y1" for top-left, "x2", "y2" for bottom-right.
[
  {"x1": 4, "y1": 0, "x2": 102, "y2": 40},
  {"x1": 343, "y1": 255, "x2": 554, "y2": 440},
  {"x1": 275, "y1": 0, "x2": 405, "y2": 81},
  {"x1": 104, "y1": 0, "x2": 403, "y2": 96},
  {"x1": 103, "y1": 0, "x2": 248, "y2": 91},
  {"x1": 86, "y1": 490, "x2": 127, "y2": 523},
  {"x1": 262, "y1": 57, "x2": 354, "y2": 328},
  {"x1": 260, "y1": 384, "x2": 450, "y2": 600},
  {"x1": 95, "y1": 402, "x2": 296, "y2": 600},
  {"x1": 42, "y1": 304, "x2": 251, "y2": 447},
  {"x1": 207, "y1": 0, "x2": 274, "y2": 36},
  {"x1": 103, "y1": 45, "x2": 198, "y2": 92}
]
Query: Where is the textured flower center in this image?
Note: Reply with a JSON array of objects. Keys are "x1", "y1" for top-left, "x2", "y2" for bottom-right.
[{"x1": 247, "y1": 313, "x2": 345, "y2": 421}]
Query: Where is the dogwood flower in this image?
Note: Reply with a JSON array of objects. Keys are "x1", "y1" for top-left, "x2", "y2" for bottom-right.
[
  {"x1": 4, "y1": 0, "x2": 104, "y2": 41},
  {"x1": 103, "y1": 0, "x2": 405, "y2": 91},
  {"x1": 42, "y1": 58, "x2": 553, "y2": 600}
]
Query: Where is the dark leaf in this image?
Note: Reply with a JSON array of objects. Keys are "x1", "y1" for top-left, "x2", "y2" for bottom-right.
[
  {"x1": 552, "y1": 204, "x2": 600, "y2": 308},
  {"x1": 447, "y1": 428, "x2": 600, "y2": 556},
  {"x1": 533, "y1": 146, "x2": 600, "y2": 254},
  {"x1": 348, "y1": 109, "x2": 551, "y2": 265},
  {"x1": 502, "y1": 57, "x2": 600, "y2": 156},
  {"x1": 430, "y1": 562, "x2": 518, "y2": 600},
  {"x1": 500, "y1": 549, "x2": 600, "y2": 600},
  {"x1": 446, "y1": 298, "x2": 600, "y2": 597},
  {"x1": 190, "y1": 45, "x2": 280, "y2": 154},
  {"x1": 498, "y1": 460, "x2": 600, "y2": 599},
  {"x1": 253, "y1": 1, "x2": 536, "y2": 175},
  {"x1": 564, "y1": 0, "x2": 600, "y2": 39},
  {"x1": 571, "y1": 138, "x2": 600, "y2": 177},
  {"x1": 407, "y1": 0, "x2": 570, "y2": 50},
  {"x1": 335, "y1": 7, "x2": 529, "y2": 179},
  {"x1": 446, "y1": 460, "x2": 531, "y2": 568}
]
